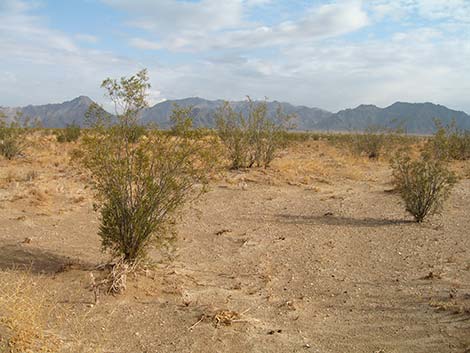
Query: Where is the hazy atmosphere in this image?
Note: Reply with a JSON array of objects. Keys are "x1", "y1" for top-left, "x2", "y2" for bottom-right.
[{"x1": 1, "y1": 0, "x2": 470, "y2": 112}]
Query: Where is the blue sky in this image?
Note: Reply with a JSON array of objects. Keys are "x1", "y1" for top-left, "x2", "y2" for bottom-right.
[{"x1": 1, "y1": 0, "x2": 470, "y2": 112}]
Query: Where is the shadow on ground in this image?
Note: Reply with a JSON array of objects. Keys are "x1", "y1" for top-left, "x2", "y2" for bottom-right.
[
  {"x1": 0, "y1": 243, "x2": 88, "y2": 274},
  {"x1": 276, "y1": 213, "x2": 414, "y2": 227}
]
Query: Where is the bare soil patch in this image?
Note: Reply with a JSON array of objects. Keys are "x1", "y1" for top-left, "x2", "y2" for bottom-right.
[{"x1": 1, "y1": 137, "x2": 469, "y2": 352}]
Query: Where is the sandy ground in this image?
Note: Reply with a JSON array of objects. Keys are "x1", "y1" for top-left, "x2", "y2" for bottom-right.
[{"x1": 0, "y1": 136, "x2": 469, "y2": 353}]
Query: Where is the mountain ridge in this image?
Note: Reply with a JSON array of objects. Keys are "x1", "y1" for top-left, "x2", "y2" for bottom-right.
[{"x1": 1, "y1": 96, "x2": 469, "y2": 133}]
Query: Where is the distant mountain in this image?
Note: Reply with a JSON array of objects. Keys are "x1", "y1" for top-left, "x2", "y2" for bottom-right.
[
  {"x1": 322, "y1": 102, "x2": 470, "y2": 133},
  {"x1": 141, "y1": 97, "x2": 332, "y2": 130},
  {"x1": 0, "y1": 96, "x2": 94, "y2": 128},
  {"x1": 1, "y1": 96, "x2": 470, "y2": 133}
]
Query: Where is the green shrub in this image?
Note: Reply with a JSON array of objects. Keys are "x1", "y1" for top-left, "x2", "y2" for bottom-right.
[
  {"x1": 350, "y1": 125, "x2": 410, "y2": 159},
  {"x1": 354, "y1": 126, "x2": 387, "y2": 159},
  {"x1": 56, "y1": 134, "x2": 67, "y2": 143},
  {"x1": 0, "y1": 138, "x2": 22, "y2": 159},
  {"x1": 121, "y1": 124, "x2": 147, "y2": 143},
  {"x1": 0, "y1": 112, "x2": 26, "y2": 160},
  {"x1": 57, "y1": 122, "x2": 81, "y2": 143},
  {"x1": 215, "y1": 98, "x2": 292, "y2": 169},
  {"x1": 282, "y1": 131, "x2": 323, "y2": 143},
  {"x1": 392, "y1": 152, "x2": 457, "y2": 222},
  {"x1": 425, "y1": 120, "x2": 470, "y2": 161},
  {"x1": 80, "y1": 69, "x2": 215, "y2": 265}
]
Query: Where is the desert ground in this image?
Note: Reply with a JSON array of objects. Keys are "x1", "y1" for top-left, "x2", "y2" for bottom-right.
[{"x1": 0, "y1": 134, "x2": 469, "y2": 353}]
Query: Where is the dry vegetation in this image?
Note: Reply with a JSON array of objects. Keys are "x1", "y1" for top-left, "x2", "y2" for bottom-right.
[{"x1": 0, "y1": 123, "x2": 469, "y2": 352}]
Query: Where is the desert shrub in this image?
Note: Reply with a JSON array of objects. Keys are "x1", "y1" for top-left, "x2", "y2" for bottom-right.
[
  {"x1": 56, "y1": 122, "x2": 81, "y2": 143},
  {"x1": 354, "y1": 126, "x2": 386, "y2": 159},
  {"x1": 215, "y1": 98, "x2": 292, "y2": 169},
  {"x1": 0, "y1": 138, "x2": 21, "y2": 160},
  {"x1": 344, "y1": 124, "x2": 411, "y2": 159},
  {"x1": 80, "y1": 69, "x2": 215, "y2": 265},
  {"x1": 117, "y1": 123, "x2": 147, "y2": 143},
  {"x1": 282, "y1": 131, "x2": 322, "y2": 143},
  {"x1": 392, "y1": 151, "x2": 457, "y2": 222},
  {"x1": 0, "y1": 112, "x2": 27, "y2": 160},
  {"x1": 425, "y1": 120, "x2": 470, "y2": 161}
]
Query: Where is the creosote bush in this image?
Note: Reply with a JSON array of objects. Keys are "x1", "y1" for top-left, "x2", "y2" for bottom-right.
[
  {"x1": 425, "y1": 119, "x2": 470, "y2": 161},
  {"x1": 0, "y1": 112, "x2": 30, "y2": 160},
  {"x1": 392, "y1": 151, "x2": 457, "y2": 222},
  {"x1": 215, "y1": 98, "x2": 292, "y2": 169},
  {"x1": 80, "y1": 69, "x2": 216, "y2": 265},
  {"x1": 57, "y1": 122, "x2": 81, "y2": 143},
  {"x1": 350, "y1": 125, "x2": 406, "y2": 159}
]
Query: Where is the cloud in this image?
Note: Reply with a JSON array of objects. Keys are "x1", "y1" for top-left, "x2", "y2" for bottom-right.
[
  {"x1": 129, "y1": 37, "x2": 161, "y2": 50},
  {"x1": 142, "y1": 22, "x2": 470, "y2": 113},
  {"x1": 102, "y1": 0, "x2": 244, "y2": 34},
  {"x1": 0, "y1": 0, "x2": 41, "y2": 13},
  {"x1": 369, "y1": 0, "x2": 470, "y2": 23},
  {"x1": 1, "y1": 0, "x2": 470, "y2": 115},
  {"x1": 120, "y1": 0, "x2": 369, "y2": 52},
  {"x1": 0, "y1": 0, "x2": 139, "y2": 106},
  {"x1": 75, "y1": 34, "x2": 99, "y2": 44}
]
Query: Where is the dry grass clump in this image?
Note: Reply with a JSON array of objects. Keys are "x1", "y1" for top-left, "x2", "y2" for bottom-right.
[
  {"x1": 189, "y1": 308, "x2": 253, "y2": 330},
  {"x1": 0, "y1": 170, "x2": 39, "y2": 189},
  {"x1": 89, "y1": 259, "x2": 141, "y2": 303},
  {"x1": 212, "y1": 310, "x2": 242, "y2": 326},
  {"x1": 263, "y1": 140, "x2": 369, "y2": 184},
  {"x1": 29, "y1": 188, "x2": 49, "y2": 206},
  {"x1": 429, "y1": 298, "x2": 470, "y2": 315},
  {"x1": 0, "y1": 270, "x2": 61, "y2": 352}
]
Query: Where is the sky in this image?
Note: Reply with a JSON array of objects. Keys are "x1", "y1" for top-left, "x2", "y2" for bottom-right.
[{"x1": 0, "y1": 0, "x2": 470, "y2": 113}]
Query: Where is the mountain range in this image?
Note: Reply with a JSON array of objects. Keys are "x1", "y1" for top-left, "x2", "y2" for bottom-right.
[{"x1": 1, "y1": 96, "x2": 470, "y2": 134}]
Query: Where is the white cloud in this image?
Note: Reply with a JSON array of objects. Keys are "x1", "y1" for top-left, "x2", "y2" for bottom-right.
[
  {"x1": 121, "y1": 0, "x2": 369, "y2": 52},
  {"x1": 0, "y1": 0, "x2": 41, "y2": 13},
  {"x1": 0, "y1": 0, "x2": 139, "y2": 106},
  {"x1": 129, "y1": 37, "x2": 161, "y2": 50},
  {"x1": 103, "y1": 0, "x2": 244, "y2": 34},
  {"x1": 369, "y1": 0, "x2": 470, "y2": 23},
  {"x1": 142, "y1": 23, "x2": 470, "y2": 113},
  {"x1": 75, "y1": 34, "x2": 99, "y2": 44},
  {"x1": 1, "y1": 0, "x2": 470, "y2": 116}
]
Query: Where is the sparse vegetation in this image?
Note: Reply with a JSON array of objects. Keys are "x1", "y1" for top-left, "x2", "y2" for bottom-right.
[
  {"x1": 215, "y1": 98, "x2": 292, "y2": 169},
  {"x1": 353, "y1": 125, "x2": 387, "y2": 159},
  {"x1": 0, "y1": 125, "x2": 468, "y2": 352},
  {"x1": 392, "y1": 151, "x2": 457, "y2": 222},
  {"x1": 0, "y1": 271, "x2": 60, "y2": 352},
  {"x1": 80, "y1": 69, "x2": 215, "y2": 265},
  {"x1": 56, "y1": 122, "x2": 81, "y2": 143},
  {"x1": 348, "y1": 125, "x2": 408, "y2": 159},
  {"x1": 425, "y1": 119, "x2": 470, "y2": 161},
  {"x1": 0, "y1": 112, "x2": 25, "y2": 160}
]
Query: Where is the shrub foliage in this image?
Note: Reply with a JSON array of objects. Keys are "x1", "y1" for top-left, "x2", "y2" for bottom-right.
[
  {"x1": 0, "y1": 112, "x2": 30, "y2": 159},
  {"x1": 349, "y1": 125, "x2": 408, "y2": 159},
  {"x1": 392, "y1": 152, "x2": 456, "y2": 222},
  {"x1": 425, "y1": 119, "x2": 470, "y2": 161},
  {"x1": 80, "y1": 69, "x2": 215, "y2": 264},
  {"x1": 215, "y1": 98, "x2": 292, "y2": 169},
  {"x1": 57, "y1": 122, "x2": 81, "y2": 143}
]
